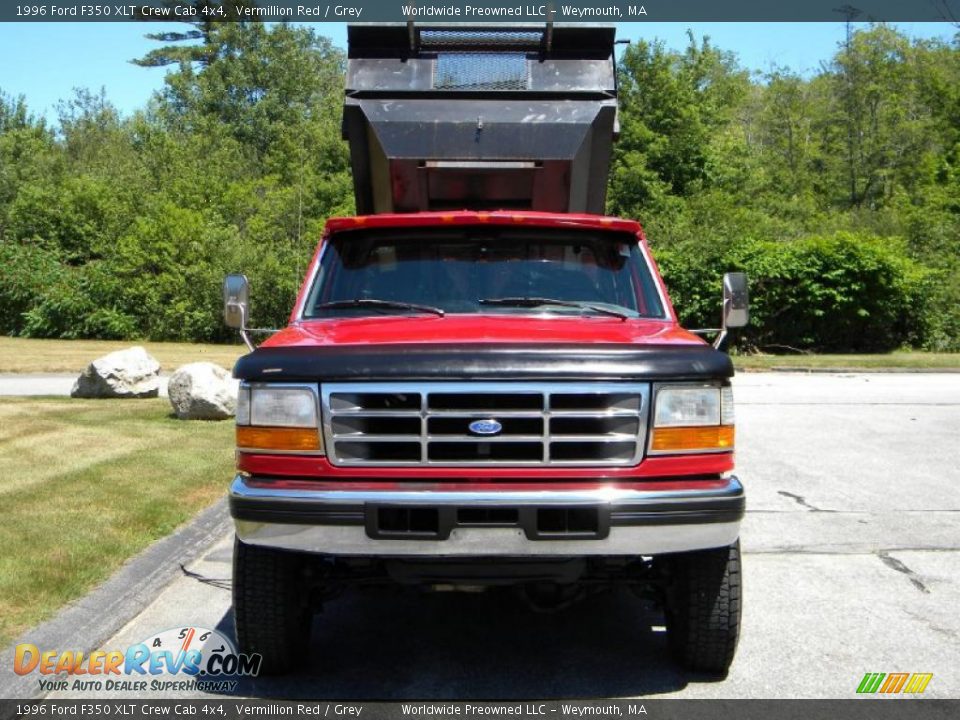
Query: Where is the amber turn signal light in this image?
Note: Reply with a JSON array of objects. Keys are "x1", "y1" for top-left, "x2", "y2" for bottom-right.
[
  {"x1": 650, "y1": 425, "x2": 734, "y2": 453},
  {"x1": 236, "y1": 426, "x2": 322, "y2": 452}
]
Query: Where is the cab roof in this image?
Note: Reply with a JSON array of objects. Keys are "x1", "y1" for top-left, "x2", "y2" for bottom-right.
[{"x1": 324, "y1": 211, "x2": 643, "y2": 237}]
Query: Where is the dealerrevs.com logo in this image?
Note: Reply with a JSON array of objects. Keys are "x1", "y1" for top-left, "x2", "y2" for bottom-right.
[
  {"x1": 857, "y1": 672, "x2": 933, "y2": 695},
  {"x1": 14, "y1": 627, "x2": 260, "y2": 693}
]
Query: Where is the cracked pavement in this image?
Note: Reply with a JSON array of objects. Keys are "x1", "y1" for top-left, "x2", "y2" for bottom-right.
[{"x1": 30, "y1": 372, "x2": 960, "y2": 699}]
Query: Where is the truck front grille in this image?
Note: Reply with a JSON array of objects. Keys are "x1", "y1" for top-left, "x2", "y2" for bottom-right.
[{"x1": 321, "y1": 382, "x2": 650, "y2": 467}]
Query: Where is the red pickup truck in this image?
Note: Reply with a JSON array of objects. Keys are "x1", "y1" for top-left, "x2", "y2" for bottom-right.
[{"x1": 222, "y1": 25, "x2": 747, "y2": 677}]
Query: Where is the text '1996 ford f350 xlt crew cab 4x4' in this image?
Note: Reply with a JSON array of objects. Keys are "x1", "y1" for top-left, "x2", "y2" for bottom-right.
[{"x1": 222, "y1": 24, "x2": 748, "y2": 676}]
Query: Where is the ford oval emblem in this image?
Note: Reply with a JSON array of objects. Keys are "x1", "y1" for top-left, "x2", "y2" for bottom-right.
[{"x1": 469, "y1": 419, "x2": 503, "y2": 436}]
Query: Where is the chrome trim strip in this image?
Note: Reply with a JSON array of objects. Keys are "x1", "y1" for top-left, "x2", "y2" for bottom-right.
[
  {"x1": 321, "y1": 381, "x2": 651, "y2": 468},
  {"x1": 230, "y1": 474, "x2": 743, "y2": 507},
  {"x1": 294, "y1": 240, "x2": 328, "y2": 321},
  {"x1": 235, "y1": 446, "x2": 327, "y2": 456},
  {"x1": 636, "y1": 239, "x2": 672, "y2": 322},
  {"x1": 234, "y1": 521, "x2": 741, "y2": 556}
]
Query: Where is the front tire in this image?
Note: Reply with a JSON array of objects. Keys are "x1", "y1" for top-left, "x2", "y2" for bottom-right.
[
  {"x1": 232, "y1": 537, "x2": 312, "y2": 675},
  {"x1": 663, "y1": 540, "x2": 742, "y2": 674}
]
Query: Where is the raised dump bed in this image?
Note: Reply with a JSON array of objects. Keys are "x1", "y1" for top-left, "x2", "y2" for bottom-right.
[{"x1": 343, "y1": 24, "x2": 619, "y2": 214}]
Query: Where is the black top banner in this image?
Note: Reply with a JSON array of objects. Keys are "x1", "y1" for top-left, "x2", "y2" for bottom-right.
[{"x1": 3, "y1": 0, "x2": 960, "y2": 23}]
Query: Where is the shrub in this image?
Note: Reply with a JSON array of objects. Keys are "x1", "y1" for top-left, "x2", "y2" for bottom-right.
[
  {"x1": 0, "y1": 242, "x2": 64, "y2": 335},
  {"x1": 20, "y1": 261, "x2": 138, "y2": 339},
  {"x1": 656, "y1": 231, "x2": 931, "y2": 352}
]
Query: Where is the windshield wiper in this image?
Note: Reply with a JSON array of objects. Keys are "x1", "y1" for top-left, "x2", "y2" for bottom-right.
[
  {"x1": 478, "y1": 297, "x2": 629, "y2": 321},
  {"x1": 315, "y1": 299, "x2": 445, "y2": 317}
]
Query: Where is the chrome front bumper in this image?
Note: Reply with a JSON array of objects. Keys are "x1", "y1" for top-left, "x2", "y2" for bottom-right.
[{"x1": 229, "y1": 475, "x2": 744, "y2": 557}]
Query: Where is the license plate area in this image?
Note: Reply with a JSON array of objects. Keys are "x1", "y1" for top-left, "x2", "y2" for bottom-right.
[{"x1": 365, "y1": 505, "x2": 609, "y2": 541}]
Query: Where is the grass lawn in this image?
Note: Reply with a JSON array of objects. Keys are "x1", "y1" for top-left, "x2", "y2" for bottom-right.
[
  {"x1": 733, "y1": 351, "x2": 960, "y2": 371},
  {"x1": 0, "y1": 397, "x2": 234, "y2": 647},
  {"x1": 0, "y1": 337, "x2": 246, "y2": 374}
]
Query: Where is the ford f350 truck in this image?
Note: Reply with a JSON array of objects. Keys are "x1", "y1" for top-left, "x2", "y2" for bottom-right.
[{"x1": 223, "y1": 24, "x2": 748, "y2": 676}]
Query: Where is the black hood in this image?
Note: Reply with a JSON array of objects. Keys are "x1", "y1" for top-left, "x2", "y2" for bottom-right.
[{"x1": 233, "y1": 343, "x2": 733, "y2": 383}]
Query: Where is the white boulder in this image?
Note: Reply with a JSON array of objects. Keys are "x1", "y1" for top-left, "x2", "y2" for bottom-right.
[
  {"x1": 167, "y1": 362, "x2": 237, "y2": 420},
  {"x1": 71, "y1": 346, "x2": 161, "y2": 399}
]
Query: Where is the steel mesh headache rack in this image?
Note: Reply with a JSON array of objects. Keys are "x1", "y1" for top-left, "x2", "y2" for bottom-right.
[{"x1": 342, "y1": 24, "x2": 619, "y2": 214}]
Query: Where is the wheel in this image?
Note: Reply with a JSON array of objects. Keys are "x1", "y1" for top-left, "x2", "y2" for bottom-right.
[
  {"x1": 232, "y1": 537, "x2": 312, "y2": 675},
  {"x1": 663, "y1": 540, "x2": 742, "y2": 674}
]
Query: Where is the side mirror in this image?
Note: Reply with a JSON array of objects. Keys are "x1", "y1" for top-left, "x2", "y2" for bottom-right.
[
  {"x1": 223, "y1": 274, "x2": 256, "y2": 351},
  {"x1": 722, "y1": 272, "x2": 749, "y2": 329},
  {"x1": 223, "y1": 274, "x2": 250, "y2": 330}
]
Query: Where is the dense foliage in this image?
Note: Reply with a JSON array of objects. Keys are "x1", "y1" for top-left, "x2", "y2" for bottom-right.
[
  {"x1": 611, "y1": 28, "x2": 959, "y2": 351},
  {"x1": 1, "y1": 22, "x2": 351, "y2": 343},
  {"x1": 0, "y1": 20, "x2": 957, "y2": 351}
]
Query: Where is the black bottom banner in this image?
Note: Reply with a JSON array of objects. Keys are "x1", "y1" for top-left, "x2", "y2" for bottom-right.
[{"x1": 2, "y1": 700, "x2": 959, "y2": 720}]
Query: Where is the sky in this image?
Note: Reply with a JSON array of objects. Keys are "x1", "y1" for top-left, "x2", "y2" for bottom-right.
[{"x1": 0, "y1": 21, "x2": 956, "y2": 123}]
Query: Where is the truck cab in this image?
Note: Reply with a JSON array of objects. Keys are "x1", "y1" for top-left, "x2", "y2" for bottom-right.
[{"x1": 224, "y1": 25, "x2": 747, "y2": 676}]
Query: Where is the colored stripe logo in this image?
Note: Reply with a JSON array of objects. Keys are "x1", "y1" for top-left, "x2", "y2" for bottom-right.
[{"x1": 857, "y1": 672, "x2": 932, "y2": 694}]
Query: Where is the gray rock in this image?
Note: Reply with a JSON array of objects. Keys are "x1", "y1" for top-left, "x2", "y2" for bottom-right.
[
  {"x1": 71, "y1": 346, "x2": 161, "y2": 399},
  {"x1": 167, "y1": 362, "x2": 237, "y2": 420}
]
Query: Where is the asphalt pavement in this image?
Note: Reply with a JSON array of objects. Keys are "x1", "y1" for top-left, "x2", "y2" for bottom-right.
[
  {"x1": 0, "y1": 374, "x2": 170, "y2": 397},
  {"x1": 6, "y1": 372, "x2": 959, "y2": 699}
]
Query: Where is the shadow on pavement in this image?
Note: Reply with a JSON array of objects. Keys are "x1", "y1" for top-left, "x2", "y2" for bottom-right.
[{"x1": 210, "y1": 587, "x2": 706, "y2": 699}]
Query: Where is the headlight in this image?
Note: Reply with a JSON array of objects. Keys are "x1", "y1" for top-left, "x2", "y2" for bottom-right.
[
  {"x1": 250, "y1": 386, "x2": 317, "y2": 427},
  {"x1": 649, "y1": 384, "x2": 734, "y2": 454},
  {"x1": 236, "y1": 384, "x2": 324, "y2": 454},
  {"x1": 654, "y1": 386, "x2": 721, "y2": 427}
]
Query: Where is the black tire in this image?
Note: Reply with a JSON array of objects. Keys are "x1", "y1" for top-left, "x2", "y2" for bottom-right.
[
  {"x1": 663, "y1": 540, "x2": 742, "y2": 674},
  {"x1": 232, "y1": 537, "x2": 312, "y2": 675}
]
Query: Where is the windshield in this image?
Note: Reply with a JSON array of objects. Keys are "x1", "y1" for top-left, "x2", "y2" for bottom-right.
[{"x1": 302, "y1": 227, "x2": 667, "y2": 320}]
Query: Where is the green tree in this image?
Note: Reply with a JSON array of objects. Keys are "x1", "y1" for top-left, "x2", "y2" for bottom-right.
[
  {"x1": 609, "y1": 33, "x2": 750, "y2": 219},
  {"x1": 132, "y1": 1, "x2": 259, "y2": 68},
  {"x1": 3, "y1": 24, "x2": 957, "y2": 351},
  {"x1": 829, "y1": 25, "x2": 937, "y2": 208}
]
